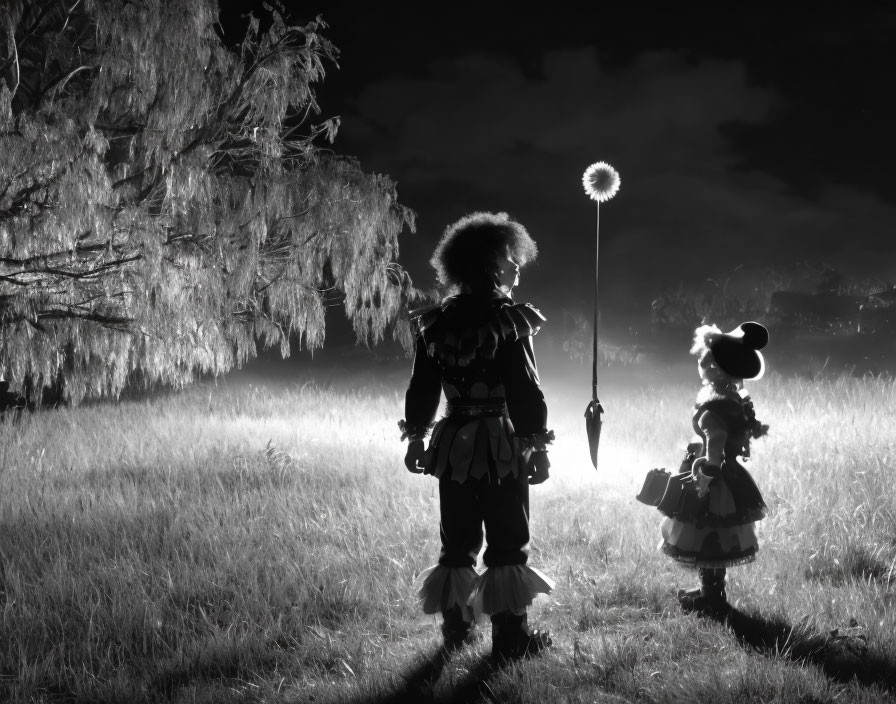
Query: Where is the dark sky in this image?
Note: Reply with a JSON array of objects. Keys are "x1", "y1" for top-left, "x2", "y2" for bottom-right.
[{"x1": 231, "y1": 3, "x2": 896, "y2": 334}]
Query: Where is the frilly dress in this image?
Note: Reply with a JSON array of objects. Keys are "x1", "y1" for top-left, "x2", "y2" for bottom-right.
[{"x1": 641, "y1": 387, "x2": 767, "y2": 568}]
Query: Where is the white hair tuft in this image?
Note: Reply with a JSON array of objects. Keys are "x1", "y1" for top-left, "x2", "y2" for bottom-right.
[{"x1": 690, "y1": 323, "x2": 722, "y2": 357}]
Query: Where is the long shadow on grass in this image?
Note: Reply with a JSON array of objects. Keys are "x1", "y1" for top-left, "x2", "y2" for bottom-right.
[
  {"x1": 375, "y1": 645, "x2": 456, "y2": 704},
  {"x1": 710, "y1": 607, "x2": 896, "y2": 693},
  {"x1": 437, "y1": 656, "x2": 513, "y2": 704},
  {"x1": 343, "y1": 644, "x2": 458, "y2": 704},
  {"x1": 354, "y1": 647, "x2": 511, "y2": 704}
]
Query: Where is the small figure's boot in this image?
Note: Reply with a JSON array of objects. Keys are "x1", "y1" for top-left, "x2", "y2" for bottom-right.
[
  {"x1": 678, "y1": 567, "x2": 730, "y2": 616},
  {"x1": 490, "y1": 610, "x2": 552, "y2": 661},
  {"x1": 440, "y1": 605, "x2": 475, "y2": 651}
]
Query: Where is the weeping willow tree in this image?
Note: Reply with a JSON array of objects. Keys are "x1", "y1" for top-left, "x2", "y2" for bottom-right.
[{"x1": 0, "y1": 0, "x2": 418, "y2": 403}]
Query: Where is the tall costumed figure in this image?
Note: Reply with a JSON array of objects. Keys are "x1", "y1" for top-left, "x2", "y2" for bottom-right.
[{"x1": 581, "y1": 161, "x2": 621, "y2": 468}]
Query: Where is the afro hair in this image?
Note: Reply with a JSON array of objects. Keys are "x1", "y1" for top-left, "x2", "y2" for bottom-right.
[{"x1": 430, "y1": 211, "x2": 538, "y2": 288}]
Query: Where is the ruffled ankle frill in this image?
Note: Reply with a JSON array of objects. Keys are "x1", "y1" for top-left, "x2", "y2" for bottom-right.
[
  {"x1": 415, "y1": 564, "x2": 478, "y2": 622},
  {"x1": 468, "y1": 564, "x2": 555, "y2": 618}
]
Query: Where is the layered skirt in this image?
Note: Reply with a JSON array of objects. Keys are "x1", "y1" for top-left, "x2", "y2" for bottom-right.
[
  {"x1": 637, "y1": 446, "x2": 766, "y2": 568},
  {"x1": 422, "y1": 410, "x2": 521, "y2": 482}
]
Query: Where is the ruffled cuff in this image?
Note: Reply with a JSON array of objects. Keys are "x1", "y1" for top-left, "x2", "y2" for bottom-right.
[
  {"x1": 399, "y1": 419, "x2": 433, "y2": 442},
  {"x1": 514, "y1": 429, "x2": 555, "y2": 452},
  {"x1": 414, "y1": 564, "x2": 478, "y2": 622},
  {"x1": 467, "y1": 564, "x2": 555, "y2": 618}
]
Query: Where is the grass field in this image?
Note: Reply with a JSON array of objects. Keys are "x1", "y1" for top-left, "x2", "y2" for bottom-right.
[{"x1": 1, "y1": 350, "x2": 896, "y2": 703}]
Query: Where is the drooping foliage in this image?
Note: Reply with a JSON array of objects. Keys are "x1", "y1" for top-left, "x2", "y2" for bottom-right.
[{"x1": 0, "y1": 0, "x2": 417, "y2": 402}]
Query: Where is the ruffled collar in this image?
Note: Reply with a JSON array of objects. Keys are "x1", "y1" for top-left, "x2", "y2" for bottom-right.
[
  {"x1": 695, "y1": 383, "x2": 769, "y2": 439},
  {"x1": 412, "y1": 295, "x2": 545, "y2": 366},
  {"x1": 695, "y1": 382, "x2": 741, "y2": 407}
]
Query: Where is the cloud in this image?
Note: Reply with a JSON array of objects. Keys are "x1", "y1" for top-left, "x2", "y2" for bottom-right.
[{"x1": 335, "y1": 47, "x2": 896, "y2": 320}]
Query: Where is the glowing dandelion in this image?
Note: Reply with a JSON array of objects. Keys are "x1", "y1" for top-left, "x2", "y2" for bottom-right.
[
  {"x1": 582, "y1": 161, "x2": 621, "y2": 202},
  {"x1": 581, "y1": 160, "x2": 621, "y2": 469}
]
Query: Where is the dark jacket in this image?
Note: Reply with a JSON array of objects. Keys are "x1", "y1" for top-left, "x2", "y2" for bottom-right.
[{"x1": 404, "y1": 291, "x2": 549, "y2": 482}]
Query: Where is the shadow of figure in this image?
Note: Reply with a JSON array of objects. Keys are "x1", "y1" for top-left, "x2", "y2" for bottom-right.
[
  {"x1": 355, "y1": 646, "x2": 516, "y2": 704},
  {"x1": 705, "y1": 606, "x2": 896, "y2": 694},
  {"x1": 368, "y1": 644, "x2": 458, "y2": 704},
  {"x1": 438, "y1": 655, "x2": 514, "y2": 704}
]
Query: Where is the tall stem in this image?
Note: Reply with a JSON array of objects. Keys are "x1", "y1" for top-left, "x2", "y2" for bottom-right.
[{"x1": 592, "y1": 200, "x2": 599, "y2": 402}]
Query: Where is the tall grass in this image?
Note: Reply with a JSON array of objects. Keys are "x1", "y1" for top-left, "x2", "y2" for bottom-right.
[{"x1": 1, "y1": 359, "x2": 895, "y2": 703}]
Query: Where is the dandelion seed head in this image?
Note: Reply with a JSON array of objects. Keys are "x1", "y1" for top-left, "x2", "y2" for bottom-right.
[{"x1": 582, "y1": 161, "x2": 621, "y2": 202}]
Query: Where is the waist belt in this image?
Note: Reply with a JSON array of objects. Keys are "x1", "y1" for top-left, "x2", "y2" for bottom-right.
[{"x1": 446, "y1": 398, "x2": 507, "y2": 418}]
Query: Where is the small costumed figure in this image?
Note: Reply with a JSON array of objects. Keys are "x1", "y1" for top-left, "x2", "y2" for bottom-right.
[
  {"x1": 637, "y1": 321, "x2": 769, "y2": 615},
  {"x1": 399, "y1": 211, "x2": 555, "y2": 660}
]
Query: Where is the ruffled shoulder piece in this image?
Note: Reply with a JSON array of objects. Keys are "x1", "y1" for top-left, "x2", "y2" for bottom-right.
[
  {"x1": 410, "y1": 298, "x2": 457, "y2": 337},
  {"x1": 412, "y1": 299, "x2": 546, "y2": 367},
  {"x1": 496, "y1": 302, "x2": 546, "y2": 342}
]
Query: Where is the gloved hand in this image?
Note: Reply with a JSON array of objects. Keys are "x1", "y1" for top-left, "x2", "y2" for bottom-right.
[
  {"x1": 690, "y1": 456, "x2": 719, "y2": 498},
  {"x1": 404, "y1": 439, "x2": 425, "y2": 473},
  {"x1": 528, "y1": 450, "x2": 551, "y2": 485}
]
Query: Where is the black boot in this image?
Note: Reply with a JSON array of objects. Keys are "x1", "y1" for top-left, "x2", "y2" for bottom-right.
[
  {"x1": 678, "y1": 568, "x2": 730, "y2": 616},
  {"x1": 490, "y1": 611, "x2": 552, "y2": 661},
  {"x1": 441, "y1": 605, "x2": 475, "y2": 651}
]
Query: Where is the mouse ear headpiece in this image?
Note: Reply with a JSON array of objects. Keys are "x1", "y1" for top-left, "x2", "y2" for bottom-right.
[{"x1": 707, "y1": 321, "x2": 769, "y2": 380}]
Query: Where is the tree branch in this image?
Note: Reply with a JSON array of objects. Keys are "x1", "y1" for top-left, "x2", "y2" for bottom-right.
[
  {"x1": 0, "y1": 240, "x2": 112, "y2": 268},
  {"x1": 0, "y1": 306, "x2": 135, "y2": 331},
  {"x1": 59, "y1": 0, "x2": 84, "y2": 34},
  {"x1": 36, "y1": 307, "x2": 134, "y2": 328},
  {"x1": 47, "y1": 64, "x2": 94, "y2": 102},
  {"x1": 7, "y1": 27, "x2": 20, "y2": 98},
  {"x1": 13, "y1": 253, "x2": 142, "y2": 279}
]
